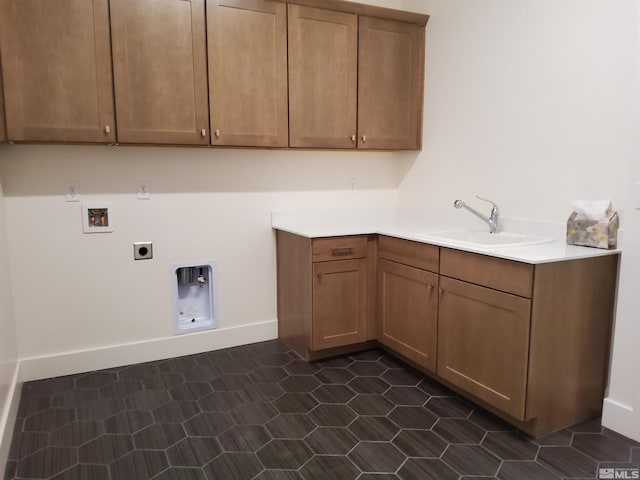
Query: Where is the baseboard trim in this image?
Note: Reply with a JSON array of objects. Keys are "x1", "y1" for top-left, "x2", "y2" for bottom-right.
[
  {"x1": 0, "y1": 362, "x2": 21, "y2": 474},
  {"x1": 19, "y1": 320, "x2": 278, "y2": 382},
  {"x1": 602, "y1": 397, "x2": 638, "y2": 441}
]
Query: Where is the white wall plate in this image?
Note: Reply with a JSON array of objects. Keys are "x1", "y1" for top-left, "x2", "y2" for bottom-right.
[{"x1": 82, "y1": 203, "x2": 114, "y2": 233}]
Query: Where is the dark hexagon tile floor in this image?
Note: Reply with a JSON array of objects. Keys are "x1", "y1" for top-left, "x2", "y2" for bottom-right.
[{"x1": 4, "y1": 340, "x2": 639, "y2": 479}]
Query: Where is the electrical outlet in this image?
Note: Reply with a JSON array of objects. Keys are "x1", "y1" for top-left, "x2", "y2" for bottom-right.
[
  {"x1": 134, "y1": 242, "x2": 153, "y2": 260},
  {"x1": 65, "y1": 182, "x2": 80, "y2": 202},
  {"x1": 138, "y1": 182, "x2": 150, "y2": 200}
]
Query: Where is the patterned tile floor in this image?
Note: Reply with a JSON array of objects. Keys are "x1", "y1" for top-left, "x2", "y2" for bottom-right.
[{"x1": 3, "y1": 340, "x2": 639, "y2": 480}]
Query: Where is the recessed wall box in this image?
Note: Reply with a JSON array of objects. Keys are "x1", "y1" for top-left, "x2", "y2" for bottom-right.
[
  {"x1": 82, "y1": 203, "x2": 114, "y2": 233},
  {"x1": 171, "y1": 261, "x2": 217, "y2": 335}
]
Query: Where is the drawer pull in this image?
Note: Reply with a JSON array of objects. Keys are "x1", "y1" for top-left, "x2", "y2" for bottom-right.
[{"x1": 331, "y1": 247, "x2": 353, "y2": 257}]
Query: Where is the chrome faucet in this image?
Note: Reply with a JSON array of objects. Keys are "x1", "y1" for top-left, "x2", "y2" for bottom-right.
[{"x1": 453, "y1": 196, "x2": 499, "y2": 233}]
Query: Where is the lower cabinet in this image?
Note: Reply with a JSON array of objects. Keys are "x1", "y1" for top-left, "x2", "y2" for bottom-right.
[
  {"x1": 436, "y1": 248, "x2": 618, "y2": 436},
  {"x1": 313, "y1": 258, "x2": 368, "y2": 350},
  {"x1": 378, "y1": 259, "x2": 438, "y2": 372},
  {"x1": 276, "y1": 231, "x2": 375, "y2": 360},
  {"x1": 437, "y1": 275, "x2": 531, "y2": 420},
  {"x1": 276, "y1": 231, "x2": 619, "y2": 437}
]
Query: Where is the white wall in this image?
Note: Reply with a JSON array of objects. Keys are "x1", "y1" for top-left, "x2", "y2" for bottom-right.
[
  {"x1": 0, "y1": 157, "x2": 19, "y2": 469},
  {"x1": 400, "y1": 0, "x2": 640, "y2": 440},
  {"x1": 0, "y1": 145, "x2": 406, "y2": 375}
]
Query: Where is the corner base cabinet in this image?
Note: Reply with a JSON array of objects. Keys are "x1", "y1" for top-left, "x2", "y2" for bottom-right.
[
  {"x1": 276, "y1": 231, "x2": 376, "y2": 360},
  {"x1": 276, "y1": 231, "x2": 619, "y2": 437}
]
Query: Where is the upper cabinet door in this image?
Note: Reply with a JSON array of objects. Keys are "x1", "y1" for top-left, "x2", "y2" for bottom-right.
[
  {"x1": 208, "y1": 0, "x2": 288, "y2": 147},
  {"x1": 288, "y1": 5, "x2": 357, "y2": 149},
  {"x1": 0, "y1": 0, "x2": 115, "y2": 143},
  {"x1": 0, "y1": 55, "x2": 6, "y2": 143},
  {"x1": 358, "y1": 16, "x2": 425, "y2": 150},
  {"x1": 110, "y1": 0, "x2": 209, "y2": 145}
]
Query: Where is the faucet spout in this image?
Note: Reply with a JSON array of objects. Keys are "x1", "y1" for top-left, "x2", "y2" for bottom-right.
[{"x1": 453, "y1": 196, "x2": 499, "y2": 233}]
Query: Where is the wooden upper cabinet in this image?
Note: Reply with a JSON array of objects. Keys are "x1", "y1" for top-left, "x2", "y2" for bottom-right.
[
  {"x1": 358, "y1": 16, "x2": 424, "y2": 150},
  {"x1": 0, "y1": 0, "x2": 115, "y2": 143},
  {"x1": 0, "y1": 55, "x2": 6, "y2": 142},
  {"x1": 207, "y1": 0, "x2": 288, "y2": 147},
  {"x1": 110, "y1": 0, "x2": 209, "y2": 145},
  {"x1": 288, "y1": 5, "x2": 358, "y2": 148}
]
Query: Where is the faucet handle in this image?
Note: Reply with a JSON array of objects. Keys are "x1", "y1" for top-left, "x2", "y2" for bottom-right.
[{"x1": 474, "y1": 195, "x2": 498, "y2": 212}]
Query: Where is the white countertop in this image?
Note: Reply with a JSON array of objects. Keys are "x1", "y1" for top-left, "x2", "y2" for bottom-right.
[{"x1": 271, "y1": 209, "x2": 621, "y2": 265}]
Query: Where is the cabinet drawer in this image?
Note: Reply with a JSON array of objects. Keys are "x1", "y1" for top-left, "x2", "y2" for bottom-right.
[
  {"x1": 312, "y1": 236, "x2": 368, "y2": 262},
  {"x1": 440, "y1": 248, "x2": 533, "y2": 298},
  {"x1": 378, "y1": 235, "x2": 439, "y2": 272}
]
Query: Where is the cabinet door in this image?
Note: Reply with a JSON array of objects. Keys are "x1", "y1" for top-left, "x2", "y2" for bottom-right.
[
  {"x1": 110, "y1": 0, "x2": 209, "y2": 145},
  {"x1": 0, "y1": 0, "x2": 115, "y2": 142},
  {"x1": 358, "y1": 16, "x2": 424, "y2": 150},
  {"x1": 378, "y1": 259, "x2": 438, "y2": 372},
  {"x1": 312, "y1": 259, "x2": 367, "y2": 350},
  {"x1": 0, "y1": 55, "x2": 6, "y2": 142},
  {"x1": 208, "y1": 0, "x2": 288, "y2": 147},
  {"x1": 288, "y1": 5, "x2": 357, "y2": 148},
  {"x1": 437, "y1": 276, "x2": 531, "y2": 420}
]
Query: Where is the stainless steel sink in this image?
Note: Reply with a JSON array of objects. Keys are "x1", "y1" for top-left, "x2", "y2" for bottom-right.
[{"x1": 415, "y1": 230, "x2": 556, "y2": 249}]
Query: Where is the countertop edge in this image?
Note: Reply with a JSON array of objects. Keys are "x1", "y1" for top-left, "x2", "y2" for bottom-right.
[{"x1": 271, "y1": 223, "x2": 621, "y2": 265}]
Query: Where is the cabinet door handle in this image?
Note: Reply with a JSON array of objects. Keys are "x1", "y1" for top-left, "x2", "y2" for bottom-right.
[
  {"x1": 361, "y1": 134, "x2": 367, "y2": 143},
  {"x1": 201, "y1": 129, "x2": 207, "y2": 137},
  {"x1": 215, "y1": 129, "x2": 221, "y2": 138},
  {"x1": 331, "y1": 247, "x2": 353, "y2": 257},
  {"x1": 317, "y1": 273, "x2": 323, "y2": 283},
  {"x1": 439, "y1": 288, "x2": 445, "y2": 295},
  {"x1": 351, "y1": 134, "x2": 356, "y2": 142},
  {"x1": 428, "y1": 283, "x2": 434, "y2": 291},
  {"x1": 105, "y1": 125, "x2": 111, "y2": 134}
]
